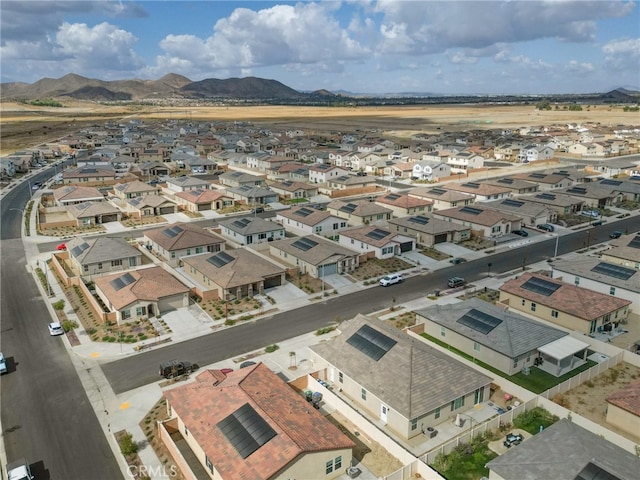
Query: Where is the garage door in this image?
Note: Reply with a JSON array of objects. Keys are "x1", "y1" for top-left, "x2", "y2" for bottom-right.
[
  {"x1": 158, "y1": 294, "x2": 187, "y2": 312},
  {"x1": 101, "y1": 214, "x2": 118, "y2": 223},
  {"x1": 434, "y1": 233, "x2": 448, "y2": 244},
  {"x1": 399, "y1": 241, "x2": 413, "y2": 252},
  {"x1": 197, "y1": 204, "x2": 209, "y2": 211},
  {"x1": 159, "y1": 206, "x2": 174, "y2": 214},
  {"x1": 319, "y1": 263, "x2": 337, "y2": 276},
  {"x1": 263, "y1": 275, "x2": 282, "y2": 288}
]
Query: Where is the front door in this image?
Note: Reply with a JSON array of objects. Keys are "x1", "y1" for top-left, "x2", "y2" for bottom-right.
[
  {"x1": 380, "y1": 404, "x2": 389, "y2": 424},
  {"x1": 474, "y1": 387, "x2": 484, "y2": 404}
]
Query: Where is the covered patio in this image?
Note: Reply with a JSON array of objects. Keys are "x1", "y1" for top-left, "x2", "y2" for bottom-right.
[{"x1": 536, "y1": 336, "x2": 590, "y2": 377}]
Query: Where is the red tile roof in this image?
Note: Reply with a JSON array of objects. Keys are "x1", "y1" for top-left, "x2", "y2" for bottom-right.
[
  {"x1": 607, "y1": 380, "x2": 640, "y2": 416},
  {"x1": 164, "y1": 363, "x2": 354, "y2": 480}
]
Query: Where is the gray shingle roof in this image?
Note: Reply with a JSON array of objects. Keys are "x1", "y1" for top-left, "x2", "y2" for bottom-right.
[
  {"x1": 310, "y1": 314, "x2": 492, "y2": 419},
  {"x1": 67, "y1": 236, "x2": 141, "y2": 265}
]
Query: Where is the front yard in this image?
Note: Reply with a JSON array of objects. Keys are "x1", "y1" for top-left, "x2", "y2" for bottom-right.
[{"x1": 350, "y1": 257, "x2": 414, "y2": 282}]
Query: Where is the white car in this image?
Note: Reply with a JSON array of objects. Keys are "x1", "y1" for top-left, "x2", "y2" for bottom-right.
[
  {"x1": 379, "y1": 273, "x2": 403, "y2": 287},
  {"x1": 48, "y1": 322, "x2": 64, "y2": 336}
]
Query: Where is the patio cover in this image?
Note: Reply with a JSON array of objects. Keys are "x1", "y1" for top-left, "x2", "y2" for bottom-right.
[{"x1": 538, "y1": 336, "x2": 589, "y2": 360}]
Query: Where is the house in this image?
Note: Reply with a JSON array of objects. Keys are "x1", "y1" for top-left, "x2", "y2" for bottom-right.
[
  {"x1": 94, "y1": 266, "x2": 189, "y2": 323},
  {"x1": 444, "y1": 182, "x2": 512, "y2": 202},
  {"x1": 309, "y1": 164, "x2": 348, "y2": 184},
  {"x1": 519, "y1": 191, "x2": 584, "y2": 215},
  {"x1": 53, "y1": 185, "x2": 105, "y2": 206},
  {"x1": 225, "y1": 185, "x2": 279, "y2": 206},
  {"x1": 374, "y1": 192, "x2": 433, "y2": 217},
  {"x1": 182, "y1": 249, "x2": 286, "y2": 300},
  {"x1": 606, "y1": 380, "x2": 640, "y2": 441},
  {"x1": 218, "y1": 171, "x2": 266, "y2": 188},
  {"x1": 268, "y1": 180, "x2": 318, "y2": 200},
  {"x1": 161, "y1": 363, "x2": 355, "y2": 480},
  {"x1": 62, "y1": 166, "x2": 119, "y2": 185},
  {"x1": 67, "y1": 201, "x2": 122, "y2": 226},
  {"x1": 554, "y1": 184, "x2": 623, "y2": 209},
  {"x1": 64, "y1": 237, "x2": 143, "y2": 279},
  {"x1": 550, "y1": 257, "x2": 640, "y2": 310},
  {"x1": 416, "y1": 299, "x2": 583, "y2": 376},
  {"x1": 408, "y1": 186, "x2": 475, "y2": 210},
  {"x1": 411, "y1": 160, "x2": 451, "y2": 181},
  {"x1": 174, "y1": 189, "x2": 235, "y2": 213},
  {"x1": 276, "y1": 206, "x2": 348, "y2": 238},
  {"x1": 325, "y1": 174, "x2": 377, "y2": 191},
  {"x1": 309, "y1": 315, "x2": 492, "y2": 440},
  {"x1": 602, "y1": 233, "x2": 640, "y2": 270},
  {"x1": 388, "y1": 215, "x2": 471, "y2": 246},
  {"x1": 499, "y1": 272, "x2": 632, "y2": 336},
  {"x1": 446, "y1": 151, "x2": 485, "y2": 172},
  {"x1": 269, "y1": 235, "x2": 359, "y2": 278},
  {"x1": 326, "y1": 199, "x2": 393, "y2": 226},
  {"x1": 0, "y1": 157, "x2": 16, "y2": 179},
  {"x1": 433, "y1": 205, "x2": 522, "y2": 238},
  {"x1": 218, "y1": 217, "x2": 285, "y2": 246},
  {"x1": 511, "y1": 172, "x2": 574, "y2": 190},
  {"x1": 486, "y1": 419, "x2": 639, "y2": 480},
  {"x1": 143, "y1": 223, "x2": 226, "y2": 267},
  {"x1": 482, "y1": 198, "x2": 558, "y2": 228},
  {"x1": 113, "y1": 180, "x2": 159, "y2": 200},
  {"x1": 165, "y1": 175, "x2": 211, "y2": 193},
  {"x1": 485, "y1": 177, "x2": 539, "y2": 195},
  {"x1": 338, "y1": 225, "x2": 415, "y2": 259},
  {"x1": 126, "y1": 195, "x2": 177, "y2": 218}
]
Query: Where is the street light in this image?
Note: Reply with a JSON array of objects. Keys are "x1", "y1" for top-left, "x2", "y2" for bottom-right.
[
  {"x1": 554, "y1": 233, "x2": 559, "y2": 258},
  {"x1": 487, "y1": 262, "x2": 492, "y2": 277}
]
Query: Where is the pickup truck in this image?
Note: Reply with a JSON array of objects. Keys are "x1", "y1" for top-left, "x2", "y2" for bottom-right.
[
  {"x1": 6, "y1": 459, "x2": 34, "y2": 480},
  {"x1": 159, "y1": 360, "x2": 199, "y2": 379},
  {"x1": 0, "y1": 352, "x2": 7, "y2": 374}
]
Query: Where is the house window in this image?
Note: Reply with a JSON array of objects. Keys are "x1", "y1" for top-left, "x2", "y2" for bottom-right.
[
  {"x1": 83, "y1": 265, "x2": 89, "y2": 273},
  {"x1": 340, "y1": 222, "x2": 346, "y2": 228},
  {"x1": 473, "y1": 342, "x2": 481, "y2": 352},
  {"x1": 551, "y1": 310, "x2": 559, "y2": 318},
  {"x1": 333, "y1": 223, "x2": 339, "y2": 229},
  {"x1": 335, "y1": 456, "x2": 342, "y2": 470},
  {"x1": 435, "y1": 407, "x2": 441, "y2": 419},
  {"x1": 186, "y1": 248, "x2": 191, "y2": 255},
  {"x1": 121, "y1": 309, "x2": 131, "y2": 320},
  {"x1": 531, "y1": 303, "x2": 536, "y2": 312},
  {"x1": 361, "y1": 388, "x2": 367, "y2": 401},
  {"x1": 521, "y1": 299, "x2": 525, "y2": 306},
  {"x1": 513, "y1": 357, "x2": 519, "y2": 368},
  {"x1": 205, "y1": 456, "x2": 213, "y2": 474},
  {"x1": 440, "y1": 326, "x2": 446, "y2": 337},
  {"x1": 574, "y1": 276, "x2": 580, "y2": 285},
  {"x1": 195, "y1": 246, "x2": 203, "y2": 254},
  {"x1": 315, "y1": 226, "x2": 322, "y2": 233},
  {"x1": 451, "y1": 396, "x2": 465, "y2": 411},
  {"x1": 171, "y1": 251, "x2": 176, "y2": 259},
  {"x1": 111, "y1": 259, "x2": 123, "y2": 267},
  {"x1": 136, "y1": 306, "x2": 146, "y2": 316},
  {"x1": 326, "y1": 460, "x2": 334, "y2": 475},
  {"x1": 411, "y1": 418, "x2": 418, "y2": 431},
  {"x1": 338, "y1": 372, "x2": 343, "y2": 383},
  {"x1": 610, "y1": 286, "x2": 615, "y2": 295},
  {"x1": 98, "y1": 262, "x2": 102, "y2": 270},
  {"x1": 129, "y1": 258, "x2": 137, "y2": 267}
]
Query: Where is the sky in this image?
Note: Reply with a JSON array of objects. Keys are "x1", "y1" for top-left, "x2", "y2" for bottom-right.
[{"x1": 1, "y1": 0, "x2": 639, "y2": 95}]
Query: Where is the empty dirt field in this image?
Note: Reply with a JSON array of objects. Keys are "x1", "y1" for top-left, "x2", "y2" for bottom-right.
[{"x1": 2, "y1": 100, "x2": 637, "y2": 155}]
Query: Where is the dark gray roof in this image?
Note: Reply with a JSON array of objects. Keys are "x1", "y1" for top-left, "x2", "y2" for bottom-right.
[
  {"x1": 415, "y1": 299, "x2": 567, "y2": 358},
  {"x1": 486, "y1": 419, "x2": 640, "y2": 480},
  {"x1": 67, "y1": 236, "x2": 141, "y2": 265},
  {"x1": 310, "y1": 314, "x2": 492, "y2": 419}
]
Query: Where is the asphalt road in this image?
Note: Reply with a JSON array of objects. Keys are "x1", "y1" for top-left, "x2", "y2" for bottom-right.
[
  {"x1": 102, "y1": 215, "x2": 639, "y2": 394},
  {"x1": 0, "y1": 173, "x2": 121, "y2": 479}
]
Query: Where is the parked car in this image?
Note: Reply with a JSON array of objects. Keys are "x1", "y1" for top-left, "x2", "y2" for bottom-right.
[
  {"x1": 48, "y1": 322, "x2": 64, "y2": 336},
  {"x1": 580, "y1": 210, "x2": 599, "y2": 218},
  {"x1": 609, "y1": 230, "x2": 623, "y2": 239},
  {"x1": 503, "y1": 432, "x2": 524, "y2": 448},
  {"x1": 6, "y1": 458, "x2": 34, "y2": 480},
  {"x1": 537, "y1": 223, "x2": 555, "y2": 232},
  {"x1": 447, "y1": 277, "x2": 465, "y2": 288},
  {"x1": 252, "y1": 207, "x2": 265, "y2": 214},
  {"x1": 617, "y1": 212, "x2": 631, "y2": 218},
  {"x1": 449, "y1": 257, "x2": 467, "y2": 264},
  {"x1": 0, "y1": 352, "x2": 7, "y2": 374},
  {"x1": 31, "y1": 182, "x2": 42, "y2": 190},
  {"x1": 56, "y1": 243, "x2": 67, "y2": 251},
  {"x1": 379, "y1": 273, "x2": 403, "y2": 286},
  {"x1": 512, "y1": 229, "x2": 529, "y2": 237}
]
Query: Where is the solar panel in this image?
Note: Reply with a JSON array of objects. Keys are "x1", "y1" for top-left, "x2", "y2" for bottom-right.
[
  {"x1": 346, "y1": 324, "x2": 397, "y2": 361},
  {"x1": 498, "y1": 178, "x2": 514, "y2": 184},
  {"x1": 121, "y1": 272, "x2": 136, "y2": 286},
  {"x1": 457, "y1": 308, "x2": 503, "y2": 335},
  {"x1": 501, "y1": 199, "x2": 525, "y2": 208},
  {"x1": 335, "y1": 175, "x2": 350, "y2": 181},
  {"x1": 207, "y1": 251, "x2": 235, "y2": 268},
  {"x1": 281, "y1": 180, "x2": 293, "y2": 187},
  {"x1": 163, "y1": 225, "x2": 184, "y2": 238},
  {"x1": 462, "y1": 182, "x2": 480, "y2": 189},
  {"x1": 536, "y1": 193, "x2": 556, "y2": 200},
  {"x1": 109, "y1": 278, "x2": 125, "y2": 290},
  {"x1": 130, "y1": 197, "x2": 141, "y2": 206},
  {"x1": 385, "y1": 193, "x2": 401, "y2": 200},
  {"x1": 366, "y1": 228, "x2": 390, "y2": 240},
  {"x1": 429, "y1": 188, "x2": 447, "y2": 195},
  {"x1": 600, "y1": 179, "x2": 622, "y2": 186},
  {"x1": 521, "y1": 276, "x2": 561, "y2": 296},
  {"x1": 70, "y1": 242, "x2": 90, "y2": 257},
  {"x1": 529, "y1": 173, "x2": 545, "y2": 179},
  {"x1": 291, "y1": 237, "x2": 318, "y2": 251},
  {"x1": 232, "y1": 218, "x2": 251, "y2": 228},
  {"x1": 340, "y1": 203, "x2": 357, "y2": 214},
  {"x1": 460, "y1": 206, "x2": 483, "y2": 215},
  {"x1": 408, "y1": 216, "x2": 429, "y2": 225},
  {"x1": 217, "y1": 403, "x2": 276, "y2": 459},
  {"x1": 294, "y1": 207, "x2": 314, "y2": 217},
  {"x1": 628, "y1": 235, "x2": 640, "y2": 249},
  {"x1": 591, "y1": 262, "x2": 635, "y2": 280}
]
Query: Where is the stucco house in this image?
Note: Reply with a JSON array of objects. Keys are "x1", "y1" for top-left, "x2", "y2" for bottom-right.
[
  {"x1": 173, "y1": 189, "x2": 235, "y2": 213},
  {"x1": 388, "y1": 215, "x2": 471, "y2": 246},
  {"x1": 326, "y1": 199, "x2": 393, "y2": 226},
  {"x1": 518, "y1": 191, "x2": 584, "y2": 215},
  {"x1": 217, "y1": 217, "x2": 286, "y2": 246},
  {"x1": 433, "y1": 205, "x2": 522, "y2": 239},
  {"x1": 113, "y1": 180, "x2": 159, "y2": 200},
  {"x1": 165, "y1": 175, "x2": 211, "y2": 193},
  {"x1": 161, "y1": 363, "x2": 355, "y2": 480},
  {"x1": 126, "y1": 195, "x2": 177, "y2": 217},
  {"x1": 65, "y1": 236, "x2": 143, "y2": 279},
  {"x1": 276, "y1": 206, "x2": 348, "y2": 238},
  {"x1": 94, "y1": 266, "x2": 190, "y2": 323},
  {"x1": 66, "y1": 201, "x2": 122, "y2": 226},
  {"x1": 338, "y1": 224, "x2": 415, "y2": 259},
  {"x1": 411, "y1": 160, "x2": 451, "y2": 181},
  {"x1": 53, "y1": 185, "x2": 105, "y2": 206},
  {"x1": 218, "y1": 171, "x2": 266, "y2": 188},
  {"x1": 309, "y1": 315, "x2": 493, "y2": 440},
  {"x1": 143, "y1": 223, "x2": 226, "y2": 267},
  {"x1": 606, "y1": 380, "x2": 640, "y2": 441},
  {"x1": 408, "y1": 187, "x2": 475, "y2": 210},
  {"x1": 268, "y1": 180, "x2": 318, "y2": 200},
  {"x1": 444, "y1": 182, "x2": 512, "y2": 202},
  {"x1": 309, "y1": 164, "x2": 348, "y2": 184},
  {"x1": 374, "y1": 192, "x2": 433, "y2": 217},
  {"x1": 602, "y1": 233, "x2": 640, "y2": 270}
]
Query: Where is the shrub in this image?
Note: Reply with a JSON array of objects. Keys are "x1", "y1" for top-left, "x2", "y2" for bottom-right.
[
  {"x1": 52, "y1": 299, "x2": 66, "y2": 311},
  {"x1": 119, "y1": 432, "x2": 138, "y2": 456},
  {"x1": 265, "y1": 344, "x2": 279, "y2": 353},
  {"x1": 61, "y1": 320, "x2": 78, "y2": 332}
]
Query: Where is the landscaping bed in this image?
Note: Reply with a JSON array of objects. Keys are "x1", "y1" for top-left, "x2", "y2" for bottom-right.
[
  {"x1": 431, "y1": 431, "x2": 498, "y2": 480},
  {"x1": 350, "y1": 257, "x2": 413, "y2": 282}
]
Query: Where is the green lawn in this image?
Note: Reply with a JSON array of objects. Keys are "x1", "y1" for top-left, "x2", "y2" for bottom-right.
[
  {"x1": 431, "y1": 435, "x2": 497, "y2": 480},
  {"x1": 421, "y1": 333, "x2": 596, "y2": 394}
]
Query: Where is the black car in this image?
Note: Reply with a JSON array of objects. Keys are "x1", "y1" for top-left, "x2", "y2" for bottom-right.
[
  {"x1": 449, "y1": 257, "x2": 467, "y2": 265},
  {"x1": 609, "y1": 230, "x2": 622, "y2": 239},
  {"x1": 512, "y1": 229, "x2": 529, "y2": 237},
  {"x1": 503, "y1": 432, "x2": 523, "y2": 448},
  {"x1": 537, "y1": 223, "x2": 555, "y2": 232}
]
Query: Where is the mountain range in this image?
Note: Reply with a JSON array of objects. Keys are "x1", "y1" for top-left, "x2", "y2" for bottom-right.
[{"x1": 1, "y1": 73, "x2": 638, "y2": 104}]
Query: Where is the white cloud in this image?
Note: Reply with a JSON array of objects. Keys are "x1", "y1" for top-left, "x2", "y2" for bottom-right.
[
  {"x1": 602, "y1": 37, "x2": 640, "y2": 70},
  {"x1": 564, "y1": 60, "x2": 595, "y2": 74}
]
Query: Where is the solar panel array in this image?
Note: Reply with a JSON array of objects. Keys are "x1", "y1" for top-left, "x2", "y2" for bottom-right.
[
  {"x1": 207, "y1": 251, "x2": 235, "y2": 268},
  {"x1": 591, "y1": 262, "x2": 635, "y2": 280},
  {"x1": 460, "y1": 206, "x2": 483, "y2": 215},
  {"x1": 521, "y1": 276, "x2": 561, "y2": 296},
  {"x1": 385, "y1": 193, "x2": 401, "y2": 201},
  {"x1": 628, "y1": 235, "x2": 640, "y2": 249},
  {"x1": 70, "y1": 242, "x2": 90, "y2": 257},
  {"x1": 217, "y1": 403, "x2": 277, "y2": 459},
  {"x1": 294, "y1": 207, "x2": 314, "y2": 217},
  {"x1": 281, "y1": 180, "x2": 294, "y2": 187},
  {"x1": 292, "y1": 237, "x2": 318, "y2": 251},
  {"x1": 340, "y1": 203, "x2": 357, "y2": 214},
  {"x1": 529, "y1": 173, "x2": 546, "y2": 179},
  {"x1": 498, "y1": 178, "x2": 514, "y2": 184},
  {"x1": 462, "y1": 182, "x2": 480, "y2": 189},
  {"x1": 163, "y1": 225, "x2": 184, "y2": 238},
  {"x1": 536, "y1": 193, "x2": 556, "y2": 200},
  {"x1": 567, "y1": 187, "x2": 587, "y2": 195},
  {"x1": 600, "y1": 179, "x2": 622, "y2": 186},
  {"x1": 501, "y1": 199, "x2": 525, "y2": 208},
  {"x1": 366, "y1": 228, "x2": 390, "y2": 240},
  {"x1": 408, "y1": 216, "x2": 429, "y2": 225},
  {"x1": 109, "y1": 272, "x2": 136, "y2": 291},
  {"x1": 346, "y1": 324, "x2": 397, "y2": 361},
  {"x1": 232, "y1": 218, "x2": 251, "y2": 228},
  {"x1": 130, "y1": 197, "x2": 142, "y2": 207},
  {"x1": 457, "y1": 308, "x2": 503, "y2": 335},
  {"x1": 429, "y1": 188, "x2": 447, "y2": 195}
]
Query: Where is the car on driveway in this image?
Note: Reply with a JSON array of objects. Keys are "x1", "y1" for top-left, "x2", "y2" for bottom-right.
[
  {"x1": 48, "y1": 322, "x2": 64, "y2": 336},
  {"x1": 512, "y1": 229, "x2": 529, "y2": 237},
  {"x1": 56, "y1": 243, "x2": 67, "y2": 251},
  {"x1": 449, "y1": 257, "x2": 467, "y2": 264},
  {"x1": 503, "y1": 432, "x2": 523, "y2": 448},
  {"x1": 609, "y1": 230, "x2": 623, "y2": 239},
  {"x1": 379, "y1": 273, "x2": 403, "y2": 286},
  {"x1": 537, "y1": 223, "x2": 555, "y2": 232}
]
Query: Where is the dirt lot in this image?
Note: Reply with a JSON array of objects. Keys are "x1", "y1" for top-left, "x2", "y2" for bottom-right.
[
  {"x1": 552, "y1": 362, "x2": 640, "y2": 442},
  {"x1": 2, "y1": 101, "x2": 637, "y2": 155}
]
